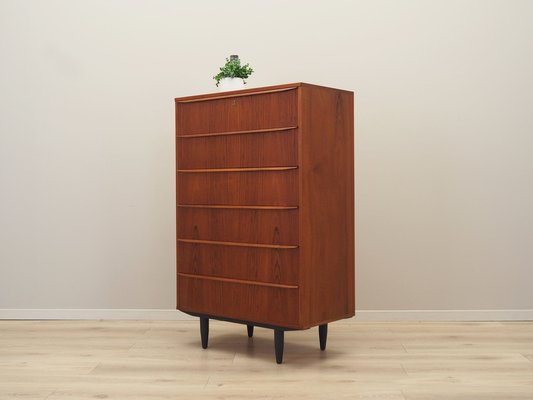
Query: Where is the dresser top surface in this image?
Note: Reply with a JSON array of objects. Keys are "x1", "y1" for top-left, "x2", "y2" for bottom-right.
[{"x1": 174, "y1": 82, "x2": 353, "y2": 103}]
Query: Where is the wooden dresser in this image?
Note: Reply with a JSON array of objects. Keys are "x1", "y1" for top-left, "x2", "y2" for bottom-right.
[{"x1": 175, "y1": 82, "x2": 354, "y2": 363}]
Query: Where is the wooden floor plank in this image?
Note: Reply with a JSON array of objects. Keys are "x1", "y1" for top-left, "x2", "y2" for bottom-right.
[{"x1": 0, "y1": 320, "x2": 532, "y2": 399}]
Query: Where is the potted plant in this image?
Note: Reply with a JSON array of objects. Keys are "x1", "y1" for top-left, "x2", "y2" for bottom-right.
[{"x1": 213, "y1": 55, "x2": 254, "y2": 91}]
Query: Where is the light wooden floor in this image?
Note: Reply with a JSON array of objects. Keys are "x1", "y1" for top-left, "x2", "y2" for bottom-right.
[{"x1": 1, "y1": 320, "x2": 533, "y2": 399}]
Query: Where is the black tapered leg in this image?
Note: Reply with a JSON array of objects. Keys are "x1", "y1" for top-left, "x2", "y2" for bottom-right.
[
  {"x1": 247, "y1": 324, "x2": 254, "y2": 338},
  {"x1": 274, "y1": 329, "x2": 284, "y2": 364},
  {"x1": 319, "y1": 324, "x2": 328, "y2": 351},
  {"x1": 200, "y1": 317, "x2": 209, "y2": 349}
]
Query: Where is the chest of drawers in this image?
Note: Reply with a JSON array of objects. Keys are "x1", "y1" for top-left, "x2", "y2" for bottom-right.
[{"x1": 175, "y1": 82, "x2": 355, "y2": 363}]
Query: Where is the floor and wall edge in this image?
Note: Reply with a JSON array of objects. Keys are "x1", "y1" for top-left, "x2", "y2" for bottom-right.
[{"x1": 1, "y1": 309, "x2": 532, "y2": 321}]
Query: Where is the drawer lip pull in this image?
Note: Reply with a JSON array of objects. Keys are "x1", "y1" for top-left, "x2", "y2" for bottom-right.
[
  {"x1": 177, "y1": 166, "x2": 297, "y2": 173},
  {"x1": 175, "y1": 86, "x2": 298, "y2": 103},
  {"x1": 177, "y1": 238, "x2": 298, "y2": 249},
  {"x1": 177, "y1": 126, "x2": 297, "y2": 139},
  {"x1": 177, "y1": 204, "x2": 298, "y2": 210},
  {"x1": 178, "y1": 272, "x2": 299, "y2": 289}
]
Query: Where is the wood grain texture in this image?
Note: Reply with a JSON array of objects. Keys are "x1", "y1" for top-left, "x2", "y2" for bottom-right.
[
  {"x1": 298, "y1": 83, "x2": 355, "y2": 328},
  {"x1": 177, "y1": 88, "x2": 297, "y2": 135},
  {"x1": 2, "y1": 321, "x2": 533, "y2": 399},
  {"x1": 176, "y1": 126, "x2": 297, "y2": 139},
  {"x1": 178, "y1": 205, "x2": 298, "y2": 210},
  {"x1": 175, "y1": 83, "x2": 354, "y2": 330},
  {"x1": 178, "y1": 167, "x2": 297, "y2": 173},
  {"x1": 177, "y1": 128, "x2": 297, "y2": 169},
  {"x1": 177, "y1": 272, "x2": 298, "y2": 289},
  {"x1": 177, "y1": 207, "x2": 298, "y2": 245},
  {"x1": 177, "y1": 239, "x2": 297, "y2": 249},
  {"x1": 177, "y1": 241, "x2": 299, "y2": 285},
  {"x1": 178, "y1": 275, "x2": 300, "y2": 327},
  {"x1": 175, "y1": 83, "x2": 300, "y2": 103},
  {"x1": 177, "y1": 169, "x2": 299, "y2": 206}
]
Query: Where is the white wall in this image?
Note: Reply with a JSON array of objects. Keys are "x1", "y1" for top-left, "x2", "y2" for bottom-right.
[{"x1": 1, "y1": 0, "x2": 532, "y2": 317}]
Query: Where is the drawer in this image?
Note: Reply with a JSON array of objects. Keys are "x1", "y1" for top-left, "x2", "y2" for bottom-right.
[
  {"x1": 177, "y1": 129, "x2": 298, "y2": 169},
  {"x1": 178, "y1": 274, "x2": 299, "y2": 327},
  {"x1": 177, "y1": 241, "x2": 299, "y2": 285},
  {"x1": 177, "y1": 169, "x2": 298, "y2": 206},
  {"x1": 177, "y1": 207, "x2": 298, "y2": 246},
  {"x1": 177, "y1": 88, "x2": 297, "y2": 135}
]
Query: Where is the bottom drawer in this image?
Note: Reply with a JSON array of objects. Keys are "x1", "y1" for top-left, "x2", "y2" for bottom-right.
[{"x1": 178, "y1": 274, "x2": 299, "y2": 328}]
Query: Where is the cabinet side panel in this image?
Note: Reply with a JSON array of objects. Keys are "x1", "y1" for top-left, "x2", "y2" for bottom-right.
[
  {"x1": 175, "y1": 102, "x2": 181, "y2": 310},
  {"x1": 299, "y1": 85, "x2": 355, "y2": 327}
]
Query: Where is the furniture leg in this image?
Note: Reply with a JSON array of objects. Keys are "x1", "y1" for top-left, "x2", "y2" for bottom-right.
[
  {"x1": 200, "y1": 317, "x2": 209, "y2": 349},
  {"x1": 274, "y1": 329, "x2": 284, "y2": 364},
  {"x1": 319, "y1": 323, "x2": 328, "y2": 351}
]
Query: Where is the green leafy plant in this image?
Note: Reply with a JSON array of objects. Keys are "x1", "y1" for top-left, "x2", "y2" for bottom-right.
[{"x1": 213, "y1": 56, "x2": 254, "y2": 86}]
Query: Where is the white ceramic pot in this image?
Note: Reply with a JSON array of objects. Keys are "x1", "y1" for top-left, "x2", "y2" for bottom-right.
[{"x1": 218, "y1": 77, "x2": 245, "y2": 92}]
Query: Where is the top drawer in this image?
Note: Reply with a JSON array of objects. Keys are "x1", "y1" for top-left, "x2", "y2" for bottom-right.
[{"x1": 176, "y1": 88, "x2": 298, "y2": 136}]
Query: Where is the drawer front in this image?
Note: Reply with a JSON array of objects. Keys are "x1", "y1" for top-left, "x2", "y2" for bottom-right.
[
  {"x1": 177, "y1": 129, "x2": 298, "y2": 169},
  {"x1": 177, "y1": 242, "x2": 299, "y2": 285},
  {"x1": 177, "y1": 207, "x2": 298, "y2": 246},
  {"x1": 177, "y1": 169, "x2": 298, "y2": 206},
  {"x1": 177, "y1": 88, "x2": 297, "y2": 136},
  {"x1": 178, "y1": 274, "x2": 299, "y2": 327}
]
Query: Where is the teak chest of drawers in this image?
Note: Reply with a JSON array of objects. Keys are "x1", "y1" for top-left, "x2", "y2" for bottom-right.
[{"x1": 175, "y1": 82, "x2": 355, "y2": 363}]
